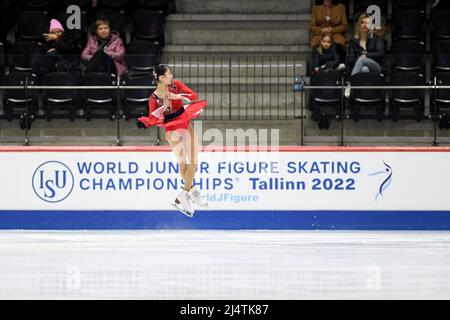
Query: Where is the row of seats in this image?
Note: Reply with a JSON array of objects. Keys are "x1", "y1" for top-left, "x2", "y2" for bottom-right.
[
  {"x1": 1, "y1": 1, "x2": 167, "y2": 127},
  {"x1": 9, "y1": 0, "x2": 173, "y2": 13},
  {"x1": 309, "y1": 39, "x2": 450, "y2": 78},
  {"x1": 309, "y1": 71, "x2": 450, "y2": 128},
  {"x1": 1, "y1": 72, "x2": 155, "y2": 121},
  {"x1": 326, "y1": 0, "x2": 428, "y2": 19},
  {"x1": 15, "y1": 0, "x2": 426, "y2": 14},
  {"x1": 358, "y1": 0, "x2": 450, "y2": 43},
  {"x1": 313, "y1": 1, "x2": 450, "y2": 50},
  {"x1": 0, "y1": 39, "x2": 161, "y2": 74},
  {"x1": 3, "y1": 70, "x2": 448, "y2": 126},
  {"x1": 391, "y1": 8, "x2": 450, "y2": 42},
  {"x1": 309, "y1": 0, "x2": 450, "y2": 74},
  {"x1": 391, "y1": 39, "x2": 450, "y2": 75},
  {"x1": 10, "y1": 9, "x2": 166, "y2": 45}
]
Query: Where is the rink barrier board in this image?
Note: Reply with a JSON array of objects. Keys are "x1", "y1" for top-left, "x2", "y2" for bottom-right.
[{"x1": 2, "y1": 146, "x2": 450, "y2": 230}]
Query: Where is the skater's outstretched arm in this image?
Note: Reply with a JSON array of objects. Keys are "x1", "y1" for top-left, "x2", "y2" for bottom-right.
[{"x1": 173, "y1": 79, "x2": 199, "y2": 101}]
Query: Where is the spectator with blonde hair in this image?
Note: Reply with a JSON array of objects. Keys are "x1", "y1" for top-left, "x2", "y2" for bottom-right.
[{"x1": 347, "y1": 13, "x2": 385, "y2": 76}]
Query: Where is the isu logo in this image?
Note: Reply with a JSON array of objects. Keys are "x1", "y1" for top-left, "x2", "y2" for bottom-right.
[{"x1": 32, "y1": 161, "x2": 74, "y2": 203}]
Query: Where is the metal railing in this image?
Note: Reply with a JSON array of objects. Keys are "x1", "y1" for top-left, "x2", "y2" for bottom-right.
[
  {"x1": 166, "y1": 56, "x2": 303, "y2": 121},
  {"x1": 299, "y1": 78, "x2": 450, "y2": 146},
  {"x1": 0, "y1": 56, "x2": 304, "y2": 145},
  {"x1": 0, "y1": 81, "x2": 156, "y2": 146},
  {"x1": 1, "y1": 64, "x2": 450, "y2": 146}
]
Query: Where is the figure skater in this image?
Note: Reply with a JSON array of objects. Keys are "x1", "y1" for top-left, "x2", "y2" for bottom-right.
[{"x1": 137, "y1": 64, "x2": 208, "y2": 217}]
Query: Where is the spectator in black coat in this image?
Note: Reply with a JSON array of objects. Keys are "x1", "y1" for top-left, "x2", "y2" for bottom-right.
[
  {"x1": 347, "y1": 13, "x2": 385, "y2": 76},
  {"x1": 32, "y1": 19, "x2": 83, "y2": 78},
  {"x1": 311, "y1": 33, "x2": 345, "y2": 74}
]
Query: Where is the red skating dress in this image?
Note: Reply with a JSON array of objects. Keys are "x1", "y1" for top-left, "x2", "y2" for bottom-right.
[{"x1": 137, "y1": 79, "x2": 207, "y2": 132}]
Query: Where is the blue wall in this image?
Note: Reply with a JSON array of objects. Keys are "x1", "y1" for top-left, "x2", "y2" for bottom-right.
[{"x1": 1, "y1": 210, "x2": 450, "y2": 230}]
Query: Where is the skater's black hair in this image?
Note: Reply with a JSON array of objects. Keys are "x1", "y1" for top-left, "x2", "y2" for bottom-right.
[{"x1": 152, "y1": 64, "x2": 170, "y2": 82}]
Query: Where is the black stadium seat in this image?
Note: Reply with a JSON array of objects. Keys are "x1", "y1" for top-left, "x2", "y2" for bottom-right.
[
  {"x1": 0, "y1": 42, "x2": 5, "y2": 77},
  {"x1": 137, "y1": 0, "x2": 172, "y2": 14},
  {"x1": 100, "y1": 0, "x2": 130, "y2": 10},
  {"x1": 391, "y1": 40, "x2": 425, "y2": 73},
  {"x1": 42, "y1": 72, "x2": 81, "y2": 121},
  {"x1": 125, "y1": 40, "x2": 161, "y2": 72},
  {"x1": 394, "y1": 0, "x2": 425, "y2": 11},
  {"x1": 393, "y1": 9, "x2": 425, "y2": 41},
  {"x1": 2, "y1": 73, "x2": 39, "y2": 121},
  {"x1": 388, "y1": 72, "x2": 425, "y2": 121},
  {"x1": 432, "y1": 9, "x2": 450, "y2": 40},
  {"x1": 131, "y1": 10, "x2": 165, "y2": 43},
  {"x1": 434, "y1": 73, "x2": 450, "y2": 109},
  {"x1": 9, "y1": 41, "x2": 43, "y2": 72},
  {"x1": 121, "y1": 75, "x2": 154, "y2": 120},
  {"x1": 349, "y1": 72, "x2": 386, "y2": 121},
  {"x1": 63, "y1": 0, "x2": 91, "y2": 9},
  {"x1": 432, "y1": 40, "x2": 450, "y2": 74},
  {"x1": 21, "y1": 0, "x2": 55, "y2": 9},
  {"x1": 433, "y1": 1, "x2": 450, "y2": 11},
  {"x1": 17, "y1": 11, "x2": 49, "y2": 41},
  {"x1": 309, "y1": 71, "x2": 342, "y2": 129},
  {"x1": 81, "y1": 72, "x2": 117, "y2": 121},
  {"x1": 433, "y1": 72, "x2": 450, "y2": 128}
]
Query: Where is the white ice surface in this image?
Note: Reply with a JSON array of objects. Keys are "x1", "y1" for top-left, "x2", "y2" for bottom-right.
[{"x1": 0, "y1": 230, "x2": 449, "y2": 299}]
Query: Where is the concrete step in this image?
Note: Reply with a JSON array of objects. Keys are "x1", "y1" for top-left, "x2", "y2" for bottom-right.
[
  {"x1": 165, "y1": 14, "x2": 311, "y2": 46},
  {"x1": 161, "y1": 44, "x2": 311, "y2": 55},
  {"x1": 176, "y1": 0, "x2": 311, "y2": 14},
  {"x1": 186, "y1": 90, "x2": 302, "y2": 120},
  {"x1": 1, "y1": 117, "x2": 447, "y2": 146},
  {"x1": 191, "y1": 119, "x2": 301, "y2": 146},
  {"x1": 162, "y1": 56, "x2": 307, "y2": 77},
  {"x1": 199, "y1": 110, "x2": 299, "y2": 121},
  {"x1": 199, "y1": 98, "x2": 301, "y2": 110},
  {"x1": 167, "y1": 13, "x2": 312, "y2": 22},
  {"x1": 165, "y1": 77, "x2": 299, "y2": 85}
]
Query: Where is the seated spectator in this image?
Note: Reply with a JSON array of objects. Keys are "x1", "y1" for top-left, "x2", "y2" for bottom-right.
[
  {"x1": 347, "y1": 13, "x2": 385, "y2": 76},
  {"x1": 311, "y1": 34, "x2": 345, "y2": 74},
  {"x1": 32, "y1": 19, "x2": 83, "y2": 78},
  {"x1": 310, "y1": 0, "x2": 348, "y2": 51},
  {"x1": 81, "y1": 19, "x2": 127, "y2": 77}
]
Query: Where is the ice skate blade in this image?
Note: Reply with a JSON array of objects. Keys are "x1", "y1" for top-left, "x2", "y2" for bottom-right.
[{"x1": 171, "y1": 202, "x2": 194, "y2": 218}]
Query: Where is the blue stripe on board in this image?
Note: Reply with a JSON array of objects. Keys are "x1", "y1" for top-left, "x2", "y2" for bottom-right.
[{"x1": 1, "y1": 210, "x2": 450, "y2": 230}]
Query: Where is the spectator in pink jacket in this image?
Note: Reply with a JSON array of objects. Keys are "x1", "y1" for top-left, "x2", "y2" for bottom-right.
[{"x1": 81, "y1": 19, "x2": 127, "y2": 77}]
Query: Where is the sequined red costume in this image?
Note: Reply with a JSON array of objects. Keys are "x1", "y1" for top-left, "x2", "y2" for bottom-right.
[{"x1": 137, "y1": 79, "x2": 207, "y2": 132}]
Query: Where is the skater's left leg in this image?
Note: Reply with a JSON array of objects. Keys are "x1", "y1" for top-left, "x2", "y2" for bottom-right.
[
  {"x1": 183, "y1": 124, "x2": 208, "y2": 208},
  {"x1": 166, "y1": 129, "x2": 195, "y2": 216},
  {"x1": 183, "y1": 124, "x2": 199, "y2": 191}
]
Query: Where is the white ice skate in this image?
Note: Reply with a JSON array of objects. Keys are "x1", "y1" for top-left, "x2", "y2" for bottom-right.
[
  {"x1": 188, "y1": 187, "x2": 209, "y2": 208},
  {"x1": 171, "y1": 190, "x2": 195, "y2": 218}
]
